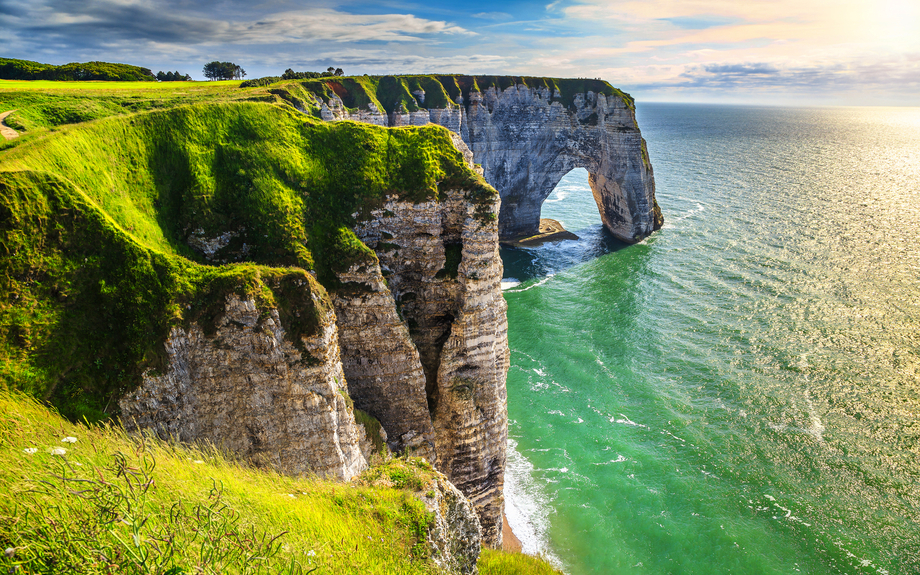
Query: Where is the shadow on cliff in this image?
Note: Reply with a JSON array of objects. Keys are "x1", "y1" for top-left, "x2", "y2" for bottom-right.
[{"x1": 499, "y1": 223, "x2": 632, "y2": 286}]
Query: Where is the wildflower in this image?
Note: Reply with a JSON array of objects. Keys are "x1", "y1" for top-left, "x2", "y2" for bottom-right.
[
  {"x1": 51, "y1": 447, "x2": 66, "y2": 456},
  {"x1": 307, "y1": 550, "x2": 316, "y2": 557},
  {"x1": 61, "y1": 436, "x2": 77, "y2": 443},
  {"x1": 4, "y1": 547, "x2": 15, "y2": 558},
  {"x1": 193, "y1": 460, "x2": 204, "y2": 464},
  {"x1": 23, "y1": 448, "x2": 38, "y2": 455},
  {"x1": 288, "y1": 494, "x2": 296, "y2": 498}
]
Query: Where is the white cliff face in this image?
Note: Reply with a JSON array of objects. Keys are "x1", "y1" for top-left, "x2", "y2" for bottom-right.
[
  {"x1": 312, "y1": 78, "x2": 660, "y2": 243},
  {"x1": 463, "y1": 85, "x2": 659, "y2": 242},
  {"x1": 350, "y1": 188, "x2": 509, "y2": 546},
  {"x1": 332, "y1": 257, "x2": 437, "y2": 462},
  {"x1": 119, "y1": 293, "x2": 367, "y2": 481}
]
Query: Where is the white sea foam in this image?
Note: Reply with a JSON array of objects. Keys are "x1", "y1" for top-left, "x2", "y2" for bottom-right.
[
  {"x1": 662, "y1": 201, "x2": 706, "y2": 229},
  {"x1": 501, "y1": 278, "x2": 522, "y2": 290},
  {"x1": 543, "y1": 189, "x2": 570, "y2": 203},
  {"x1": 592, "y1": 454, "x2": 627, "y2": 465},
  {"x1": 611, "y1": 414, "x2": 649, "y2": 429},
  {"x1": 504, "y1": 438, "x2": 565, "y2": 568},
  {"x1": 504, "y1": 274, "x2": 555, "y2": 293}
]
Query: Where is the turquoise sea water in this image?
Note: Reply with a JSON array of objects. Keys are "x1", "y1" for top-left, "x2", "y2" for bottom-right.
[{"x1": 501, "y1": 104, "x2": 920, "y2": 575}]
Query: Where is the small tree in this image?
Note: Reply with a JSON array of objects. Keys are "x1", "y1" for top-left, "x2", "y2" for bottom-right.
[{"x1": 334, "y1": 68, "x2": 344, "y2": 76}]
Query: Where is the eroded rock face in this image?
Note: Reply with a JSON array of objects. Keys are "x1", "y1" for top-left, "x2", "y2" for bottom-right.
[
  {"x1": 313, "y1": 79, "x2": 660, "y2": 243},
  {"x1": 461, "y1": 86, "x2": 659, "y2": 242},
  {"x1": 422, "y1": 469, "x2": 483, "y2": 575},
  {"x1": 345, "y1": 188, "x2": 509, "y2": 545},
  {"x1": 119, "y1": 294, "x2": 367, "y2": 481},
  {"x1": 331, "y1": 258, "x2": 437, "y2": 462}
]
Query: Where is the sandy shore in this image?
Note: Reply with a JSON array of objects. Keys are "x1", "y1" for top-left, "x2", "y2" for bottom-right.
[{"x1": 502, "y1": 514, "x2": 523, "y2": 553}]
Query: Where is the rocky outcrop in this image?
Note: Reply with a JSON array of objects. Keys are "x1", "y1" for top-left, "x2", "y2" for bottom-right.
[
  {"x1": 304, "y1": 76, "x2": 661, "y2": 243},
  {"x1": 422, "y1": 469, "x2": 483, "y2": 575},
  {"x1": 343, "y1": 188, "x2": 509, "y2": 545},
  {"x1": 119, "y1": 292, "x2": 367, "y2": 481},
  {"x1": 119, "y1": 184, "x2": 509, "y2": 545},
  {"x1": 459, "y1": 86, "x2": 660, "y2": 242}
]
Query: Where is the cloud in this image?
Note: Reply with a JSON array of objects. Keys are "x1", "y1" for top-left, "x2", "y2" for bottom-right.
[
  {"x1": 634, "y1": 56, "x2": 920, "y2": 94},
  {"x1": 659, "y1": 15, "x2": 740, "y2": 30},
  {"x1": 472, "y1": 12, "x2": 512, "y2": 21},
  {"x1": 702, "y1": 63, "x2": 779, "y2": 75},
  {"x1": 2, "y1": 0, "x2": 475, "y2": 50},
  {"x1": 295, "y1": 49, "x2": 510, "y2": 72}
]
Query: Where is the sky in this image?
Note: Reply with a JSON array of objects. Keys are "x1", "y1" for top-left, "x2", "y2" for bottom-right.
[{"x1": 1, "y1": 0, "x2": 919, "y2": 106}]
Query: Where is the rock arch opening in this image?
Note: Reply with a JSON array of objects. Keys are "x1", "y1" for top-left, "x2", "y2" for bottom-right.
[{"x1": 539, "y1": 167, "x2": 602, "y2": 232}]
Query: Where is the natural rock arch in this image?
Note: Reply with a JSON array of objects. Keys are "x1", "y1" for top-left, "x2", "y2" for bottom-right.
[
  {"x1": 306, "y1": 76, "x2": 662, "y2": 243},
  {"x1": 459, "y1": 86, "x2": 662, "y2": 243}
]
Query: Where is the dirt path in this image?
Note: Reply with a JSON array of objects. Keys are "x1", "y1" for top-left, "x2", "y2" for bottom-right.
[{"x1": 0, "y1": 110, "x2": 20, "y2": 140}]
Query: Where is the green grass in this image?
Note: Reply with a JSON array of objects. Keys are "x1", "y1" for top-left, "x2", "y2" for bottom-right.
[
  {"x1": 0, "y1": 389, "x2": 441, "y2": 575},
  {"x1": 0, "y1": 390, "x2": 562, "y2": 575},
  {"x1": 0, "y1": 100, "x2": 494, "y2": 421},
  {"x1": 478, "y1": 549, "x2": 565, "y2": 575}
]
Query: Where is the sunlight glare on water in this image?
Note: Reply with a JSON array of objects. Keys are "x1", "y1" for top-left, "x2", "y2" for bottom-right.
[{"x1": 501, "y1": 104, "x2": 920, "y2": 575}]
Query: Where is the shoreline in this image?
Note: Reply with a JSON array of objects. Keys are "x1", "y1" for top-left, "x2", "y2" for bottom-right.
[{"x1": 502, "y1": 514, "x2": 523, "y2": 553}]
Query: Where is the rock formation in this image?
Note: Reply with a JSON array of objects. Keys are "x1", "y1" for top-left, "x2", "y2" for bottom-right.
[
  {"x1": 348, "y1": 189, "x2": 509, "y2": 544},
  {"x1": 296, "y1": 75, "x2": 662, "y2": 242},
  {"x1": 4, "y1": 81, "x2": 660, "y2": 551},
  {"x1": 120, "y1": 292, "x2": 368, "y2": 481}
]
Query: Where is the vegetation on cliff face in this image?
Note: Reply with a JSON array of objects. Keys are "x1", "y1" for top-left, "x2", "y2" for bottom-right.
[
  {"x1": 0, "y1": 95, "x2": 494, "y2": 422},
  {"x1": 259, "y1": 74, "x2": 635, "y2": 116}
]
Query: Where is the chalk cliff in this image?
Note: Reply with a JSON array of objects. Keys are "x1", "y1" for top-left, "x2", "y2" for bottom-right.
[
  {"x1": 286, "y1": 75, "x2": 662, "y2": 242},
  {"x1": 3, "y1": 79, "x2": 660, "y2": 552}
]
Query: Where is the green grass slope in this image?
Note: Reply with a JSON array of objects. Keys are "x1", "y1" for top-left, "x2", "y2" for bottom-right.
[
  {"x1": 0, "y1": 101, "x2": 493, "y2": 422},
  {"x1": 1, "y1": 390, "x2": 561, "y2": 574},
  {"x1": 0, "y1": 389, "x2": 439, "y2": 574}
]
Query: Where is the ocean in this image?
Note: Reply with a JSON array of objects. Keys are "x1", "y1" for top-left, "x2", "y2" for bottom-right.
[{"x1": 500, "y1": 103, "x2": 920, "y2": 575}]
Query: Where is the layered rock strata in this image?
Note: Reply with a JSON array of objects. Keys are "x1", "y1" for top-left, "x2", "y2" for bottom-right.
[
  {"x1": 120, "y1": 186, "x2": 509, "y2": 544},
  {"x1": 340, "y1": 188, "x2": 509, "y2": 545},
  {"x1": 308, "y1": 77, "x2": 660, "y2": 242},
  {"x1": 119, "y1": 294, "x2": 367, "y2": 480},
  {"x1": 461, "y1": 86, "x2": 659, "y2": 242}
]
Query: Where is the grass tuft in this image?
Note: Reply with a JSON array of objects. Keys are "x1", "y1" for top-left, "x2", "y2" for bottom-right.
[{"x1": 478, "y1": 549, "x2": 565, "y2": 575}]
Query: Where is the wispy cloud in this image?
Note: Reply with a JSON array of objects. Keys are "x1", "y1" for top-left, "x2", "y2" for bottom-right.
[
  {"x1": 1, "y1": 0, "x2": 918, "y2": 104},
  {"x1": 472, "y1": 12, "x2": 512, "y2": 21},
  {"x1": 2, "y1": 0, "x2": 474, "y2": 49}
]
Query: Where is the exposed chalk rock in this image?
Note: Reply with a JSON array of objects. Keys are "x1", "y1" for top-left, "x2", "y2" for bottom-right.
[
  {"x1": 119, "y1": 293, "x2": 367, "y2": 481},
  {"x1": 352, "y1": 188, "x2": 509, "y2": 545},
  {"x1": 311, "y1": 77, "x2": 660, "y2": 242},
  {"x1": 422, "y1": 469, "x2": 483, "y2": 575}
]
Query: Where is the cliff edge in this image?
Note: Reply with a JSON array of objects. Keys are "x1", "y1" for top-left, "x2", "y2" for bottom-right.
[
  {"x1": 0, "y1": 101, "x2": 507, "y2": 545},
  {"x1": 262, "y1": 75, "x2": 662, "y2": 242}
]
